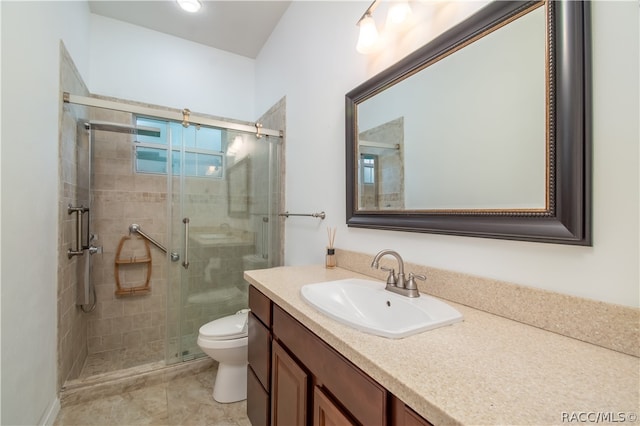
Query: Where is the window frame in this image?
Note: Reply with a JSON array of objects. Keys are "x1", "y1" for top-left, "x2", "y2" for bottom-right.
[{"x1": 133, "y1": 116, "x2": 225, "y2": 179}]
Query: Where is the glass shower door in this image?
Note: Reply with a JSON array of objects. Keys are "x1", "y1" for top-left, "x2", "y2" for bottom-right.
[{"x1": 167, "y1": 124, "x2": 281, "y2": 363}]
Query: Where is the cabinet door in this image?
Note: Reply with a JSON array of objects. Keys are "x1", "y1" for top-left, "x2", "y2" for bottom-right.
[
  {"x1": 390, "y1": 396, "x2": 433, "y2": 426},
  {"x1": 247, "y1": 368, "x2": 270, "y2": 426},
  {"x1": 273, "y1": 306, "x2": 387, "y2": 425},
  {"x1": 313, "y1": 386, "x2": 356, "y2": 426},
  {"x1": 404, "y1": 409, "x2": 432, "y2": 426},
  {"x1": 271, "y1": 340, "x2": 308, "y2": 426}
]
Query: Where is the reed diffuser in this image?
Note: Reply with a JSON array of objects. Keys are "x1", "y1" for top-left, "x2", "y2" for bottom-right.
[{"x1": 326, "y1": 227, "x2": 337, "y2": 269}]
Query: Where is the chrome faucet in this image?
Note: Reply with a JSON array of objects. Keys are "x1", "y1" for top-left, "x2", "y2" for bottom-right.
[{"x1": 370, "y1": 249, "x2": 425, "y2": 298}]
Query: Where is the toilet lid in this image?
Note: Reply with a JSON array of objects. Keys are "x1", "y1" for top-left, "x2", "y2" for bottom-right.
[{"x1": 199, "y1": 311, "x2": 249, "y2": 340}]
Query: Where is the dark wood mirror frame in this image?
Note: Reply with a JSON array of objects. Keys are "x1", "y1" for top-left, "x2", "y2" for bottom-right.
[{"x1": 345, "y1": 0, "x2": 591, "y2": 245}]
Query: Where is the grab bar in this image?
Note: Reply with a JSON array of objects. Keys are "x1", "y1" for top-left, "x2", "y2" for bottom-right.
[
  {"x1": 129, "y1": 224, "x2": 166, "y2": 252},
  {"x1": 129, "y1": 224, "x2": 180, "y2": 262},
  {"x1": 68, "y1": 205, "x2": 89, "y2": 258},
  {"x1": 279, "y1": 211, "x2": 326, "y2": 220}
]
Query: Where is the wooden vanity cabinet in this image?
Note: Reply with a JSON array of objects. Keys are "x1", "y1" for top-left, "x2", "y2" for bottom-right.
[
  {"x1": 271, "y1": 340, "x2": 308, "y2": 425},
  {"x1": 272, "y1": 304, "x2": 385, "y2": 425},
  {"x1": 247, "y1": 286, "x2": 272, "y2": 426},
  {"x1": 247, "y1": 285, "x2": 433, "y2": 426}
]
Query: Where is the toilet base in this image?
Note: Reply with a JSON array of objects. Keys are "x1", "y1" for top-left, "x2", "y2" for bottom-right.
[{"x1": 213, "y1": 362, "x2": 247, "y2": 403}]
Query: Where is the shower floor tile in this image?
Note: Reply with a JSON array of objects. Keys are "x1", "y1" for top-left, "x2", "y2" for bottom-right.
[
  {"x1": 55, "y1": 365, "x2": 250, "y2": 426},
  {"x1": 79, "y1": 345, "x2": 164, "y2": 379}
]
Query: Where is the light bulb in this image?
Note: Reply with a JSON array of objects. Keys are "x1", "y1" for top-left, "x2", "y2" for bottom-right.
[
  {"x1": 356, "y1": 14, "x2": 379, "y2": 54},
  {"x1": 177, "y1": 0, "x2": 202, "y2": 13},
  {"x1": 387, "y1": 1, "x2": 412, "y2": 26}
]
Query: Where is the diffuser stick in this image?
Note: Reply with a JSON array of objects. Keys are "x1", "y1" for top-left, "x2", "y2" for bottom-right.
[{"x1": 326, "y1": 227, "x2": 336, "y2": 268}]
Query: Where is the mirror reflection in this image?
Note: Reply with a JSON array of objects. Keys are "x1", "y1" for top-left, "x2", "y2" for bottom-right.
[
  {"x1": 346, "y1": 0, "x2": 591, "y2": 245},
  {"x1": 356, "y1": 5, "x2": 547, "y2": 212}
]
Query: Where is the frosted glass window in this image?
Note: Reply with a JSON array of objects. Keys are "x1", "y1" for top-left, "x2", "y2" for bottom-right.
[
  {"x1": 136, "y1": 147, "x2": 168, "y2": 174},
  {"x1": 171, "y1": 121, "x2": 222, "y2": 151},
  {"x1": 135, "y1": 116, "x2": 224, "y2": 178}
]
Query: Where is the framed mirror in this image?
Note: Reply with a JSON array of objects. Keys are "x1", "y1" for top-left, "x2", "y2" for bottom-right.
[{"x1": 345, "y1": 0, "x2": 591, "y2": 245}]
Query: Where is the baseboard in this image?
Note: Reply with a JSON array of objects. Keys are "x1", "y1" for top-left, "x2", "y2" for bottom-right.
[{"x1": 39, "y1": 397, "x2": 60, "y2": 426}]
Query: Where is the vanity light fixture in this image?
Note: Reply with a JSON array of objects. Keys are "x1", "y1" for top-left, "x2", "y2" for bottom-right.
[
  {"x1": 387, "y1": 0, "x2": 412, "y2": 26},
  {"x1": 356, "y1": 0, "x2": 413, "y2": 54},
  {"x1": 177, "y1": 0, "x2": 202, "y2": 13},
  {"x1": 356, "y1": 0, "x2": 381, "y2": 54},
  {"x1": 356, "y1": 12, "x2": 380, "y2": 54}
]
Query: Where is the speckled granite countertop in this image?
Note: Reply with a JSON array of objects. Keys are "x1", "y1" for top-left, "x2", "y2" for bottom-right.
[{"x1": 245, "y1": 265, "x2": 640, "y2": 426}]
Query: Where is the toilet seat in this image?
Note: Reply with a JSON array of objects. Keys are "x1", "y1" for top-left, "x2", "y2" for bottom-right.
[{"x1": 199, "y1": 311, "x2": 248, "y2": 340}]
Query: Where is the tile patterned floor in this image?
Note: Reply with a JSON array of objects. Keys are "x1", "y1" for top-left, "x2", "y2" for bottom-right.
[
  {"x1": 55, "y1": 366, "x2": 251, "y2": 426},
  {"x1": 79, "y1": 346, "x2": 165, "y2": 379}
]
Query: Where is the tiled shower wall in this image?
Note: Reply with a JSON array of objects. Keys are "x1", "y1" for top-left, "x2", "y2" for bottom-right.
[
  {"x1": 86, "y1": 107, "x2": 169, "y2": 364},
  {"x1": 58, "y1": 45, "x2": 167, "y2": 385},
  {"x1": 58, "y1": 44, "x2": 90, "y2": 388},
  {"x1": 256, "y1": 96, "x2": 286, "y2": 266}
]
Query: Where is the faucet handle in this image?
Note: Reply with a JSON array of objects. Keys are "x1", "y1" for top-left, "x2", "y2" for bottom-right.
[
  {"x1": 406, "y1": 272, "x2": 426, "y2": 290},
  {"x1": 380, "y1": 266, "x2": 397, "y2": 286}
]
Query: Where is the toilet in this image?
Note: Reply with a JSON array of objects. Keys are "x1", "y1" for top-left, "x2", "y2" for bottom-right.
[{"x1": 197, "y1": 310, "x2": 249, "y2": 403}]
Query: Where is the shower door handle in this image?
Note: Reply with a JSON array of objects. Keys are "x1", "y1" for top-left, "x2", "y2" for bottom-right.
[{"x1": 182, "y1": 218, "x2": 190, "y2": 269}]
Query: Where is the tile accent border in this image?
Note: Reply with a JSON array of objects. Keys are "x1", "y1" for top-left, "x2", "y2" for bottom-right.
[{"x1": 336, "y1": 249, "x2": 639, "y2": 357}]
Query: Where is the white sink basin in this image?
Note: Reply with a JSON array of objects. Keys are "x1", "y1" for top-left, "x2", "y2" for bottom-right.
[{"x1": 300, "y1": 278, "x2": 463, "y2": 339}]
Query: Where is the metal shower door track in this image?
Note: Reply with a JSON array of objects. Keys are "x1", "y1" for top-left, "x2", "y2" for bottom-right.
[{"x1": 64, "y1": 92, "x2": 283, "y2": 138}]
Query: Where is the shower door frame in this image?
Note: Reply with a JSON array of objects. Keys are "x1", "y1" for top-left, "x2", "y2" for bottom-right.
[{"x1": 64, "y1": 93, "x2": 282, "y2": 138}]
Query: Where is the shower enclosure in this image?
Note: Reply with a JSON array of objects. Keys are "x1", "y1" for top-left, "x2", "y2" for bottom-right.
[
  {"x1": 164, "y1": 117, "x2": 281, "y2": 363},
  {"x1": 59, "y1": 96, "x2": 283, "y2": 388}
]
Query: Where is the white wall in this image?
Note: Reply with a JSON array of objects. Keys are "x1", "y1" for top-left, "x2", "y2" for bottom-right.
[
  {"x1": 1, "y1": 2, "x2": 261, "y2": 424},
  {"x1": 89, "y1": 14, "x2": 256, "y2": 121},
  {"x1": 0, "y1": 2, "x2": 637, "y2": 424},
  {"x1": 1, "y1": 2, "x2": 91, "y2": 424},
  {"x1": 256, "y1": 1, "x2": 639, "y2": 308}
]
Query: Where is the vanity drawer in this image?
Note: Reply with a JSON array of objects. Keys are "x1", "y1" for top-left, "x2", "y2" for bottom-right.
[
  {"x1": 248, "y1": 312, "x2": 271, "y2": 390},
  {"x1": 273, "y1": 305, "x2": 387, "y2": 426},
  {"x1": 249, "y1": 285, "x2": 271, "y2": 327}
]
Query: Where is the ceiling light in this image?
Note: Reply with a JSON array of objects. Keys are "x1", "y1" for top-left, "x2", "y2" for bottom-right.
[{"x1": 177, "y1": 0, "x2": 202, "y2": 13}]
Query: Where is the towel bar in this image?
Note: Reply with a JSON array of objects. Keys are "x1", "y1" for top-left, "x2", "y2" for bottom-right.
[{"x1": 279, "y1": 211, "x2": 326, "y2": 219}]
